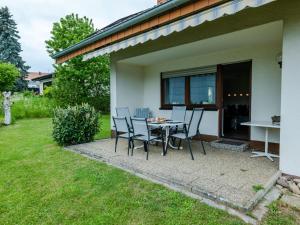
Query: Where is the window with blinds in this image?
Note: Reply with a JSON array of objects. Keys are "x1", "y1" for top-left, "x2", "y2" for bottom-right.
[{"x1": 161, "y1": 66, "x2": 217, "y2": 108}]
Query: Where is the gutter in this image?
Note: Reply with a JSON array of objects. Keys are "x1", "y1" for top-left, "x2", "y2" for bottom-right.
[{"x1": 52, "y1": 0, "x2": 192, "y2": 59}]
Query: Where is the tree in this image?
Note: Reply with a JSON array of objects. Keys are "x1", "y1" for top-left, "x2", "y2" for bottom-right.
[
  {"x1": 0, "y1": 6, "x2": 29, "y2": 91},
  {"x1": 0, "y1": 62, "x2": 20, "y2": 92},
  {"x1": 46, "y1": 14, "x2": 110, "y2": 113},
  {"x1": 46, "y1": 14, "x2": 95, "y2": 55}
]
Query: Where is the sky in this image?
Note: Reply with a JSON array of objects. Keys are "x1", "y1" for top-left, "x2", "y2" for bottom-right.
[{"x1": 1, "y1": 0, "x2": 156, "y2": 73}]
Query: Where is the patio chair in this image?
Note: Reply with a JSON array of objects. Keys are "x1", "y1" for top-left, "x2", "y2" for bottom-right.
[
  {"x1": 131, "y1": 118, "x2": 165, "y2": 160},
  {"x1": 112, "y1": 116, "x2": 135, "y2": 156},
  {"x1": 166, "y1": 108, "x2": 206, "y2": 160},
  {"x1": 134, "y1": 108, "x2": 151, "y2": 119},
  {"x1": 171, "y1": 106, "x2": 187, "y2": 122},
  {"x1": 116, "y1": 107, "x2": 133, "y2": 130},
  {"x1": 170, "y1": 106, "x2": 186, "y2": 143}
]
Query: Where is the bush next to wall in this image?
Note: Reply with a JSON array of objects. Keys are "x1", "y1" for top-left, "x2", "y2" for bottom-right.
[{"x1": 52, "y1": 104, "x2": 99, "y2": 146}]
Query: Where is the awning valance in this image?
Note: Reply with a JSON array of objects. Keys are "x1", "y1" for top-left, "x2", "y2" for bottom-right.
[{"x1": 83, "y1": 0, "x2": 276, "y2": 61}]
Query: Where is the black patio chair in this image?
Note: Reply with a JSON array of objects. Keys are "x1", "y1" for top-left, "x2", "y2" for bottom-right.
[
  {"x1": 169, "y1": 106, "x2": 187, "y2": 144},
  {"x1": 166, "y1": 108, "x2": 206, "y2": 160},
  {"x1": 131, "y1": 118, "x2": 165, "y2": 160},
  {"x1": 112, "y1": 116, "x2": 135, "y2": 156},
  {"x1": 116, "y1": 107, "x2": 133, "y2": 131}
]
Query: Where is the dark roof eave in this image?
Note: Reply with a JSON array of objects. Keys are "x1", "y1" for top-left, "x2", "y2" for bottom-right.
[
  {"x1": 31, "y1": 74, "x2": 54, "y2": 81},
  {"x1": 52, "y1": 0, "x2": 192, "y2": 59}
]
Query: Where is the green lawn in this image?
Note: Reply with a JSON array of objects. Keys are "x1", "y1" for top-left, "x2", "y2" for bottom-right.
[
  {"x1": 0, "y1": 118, "x2": 298, "y2": 225},
  {"x1": 95, "y1": 114, "x2": 111, "y2": 140}
]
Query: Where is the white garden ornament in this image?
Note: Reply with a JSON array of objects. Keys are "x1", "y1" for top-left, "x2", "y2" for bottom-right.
[{"x1": 3, "y1": 91, "x2": 12, "y2": 125}]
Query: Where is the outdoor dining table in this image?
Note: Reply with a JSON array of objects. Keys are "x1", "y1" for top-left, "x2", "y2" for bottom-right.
[
  {"x1": 241, "y1": 121, "x2": 280, "y2": 161},
  {"x1": 148, "y1": 121, "x2": 185, "y2": 155}
]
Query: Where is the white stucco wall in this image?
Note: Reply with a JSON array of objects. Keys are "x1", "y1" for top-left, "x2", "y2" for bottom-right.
[
  {"x1": 142, "y1": 43, "x2": 282, "y2": 140},
  {"x1": 280, "y1": 14, "x2": 300, "y2": 176},
  {"x1": 111, "y1": 62, "x2": 144, "y2": 118}
]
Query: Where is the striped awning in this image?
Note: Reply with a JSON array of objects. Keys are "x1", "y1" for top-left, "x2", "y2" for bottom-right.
[{"x1": 83, "y1": 0, "x2": 276, "y2": 61}]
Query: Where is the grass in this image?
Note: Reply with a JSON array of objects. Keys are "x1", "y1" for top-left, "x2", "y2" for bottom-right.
[
  {"x1": 261, "y1": 201, "x2": 300, "y2": 225},
  {"x1": 252, "y1": 184, "x2": 265, "y2": 193},
  {"x1": 0, "y1": 93, "x2": 55, "y2": 122},
  {"x1": 0, "y1": 118, "x2": 246, "y2": 225},
  {"x1": 95, "y1": 114, "x2": 111, "y2": 140}
]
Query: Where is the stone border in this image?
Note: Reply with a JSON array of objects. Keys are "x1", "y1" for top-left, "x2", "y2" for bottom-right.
[
  {"x1": 245, "y1": 171, "x2": 281, "y2": 211},
  {"x1": 65, "y1": 146, "x2": 283, "y2": 224}
]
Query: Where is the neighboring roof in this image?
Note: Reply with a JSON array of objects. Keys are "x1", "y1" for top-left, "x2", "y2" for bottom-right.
[
  {"x1": 52, "y1": 0, "x2": 194, "y2": 60},
  {"x1": 26, "y1": 72, "x2": 50, "y2": 81},
  {"x1": 31, "y1": 73, "x2": 54, "y2": 81}
]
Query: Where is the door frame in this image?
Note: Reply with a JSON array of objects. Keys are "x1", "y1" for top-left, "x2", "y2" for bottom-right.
[{"x1": 217, "y1": 60, "x2": 252, "y2": 140}]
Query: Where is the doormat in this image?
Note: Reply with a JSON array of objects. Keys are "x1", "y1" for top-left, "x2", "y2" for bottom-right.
[{"x1": 210, "y1": 140, "x2": 249, "y2": 152}]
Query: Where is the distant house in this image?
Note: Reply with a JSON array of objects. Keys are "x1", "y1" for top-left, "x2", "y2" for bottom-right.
[
  {"x1": 26, "y1": 72, "x2": 54, "y2": 94},
  {"x1": 52, "y1": 0, "x2": 300, "y2": 177}
]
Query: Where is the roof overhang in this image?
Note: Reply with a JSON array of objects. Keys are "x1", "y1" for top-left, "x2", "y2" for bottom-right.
[
  {"x1": 53, "y1": 0, "x2": 198, "y2": 60},
  {"x1": 53, "y1": 0, "x2": 227, "y2": 63},
  {"x1": 83, "y1": 0, "x2": 276, "y2": 61},
  {"x1": 31, "y1": 74, "x2": 54, "y2": 81},
  {"x1": 53, "y1": 0, "x2": 276, "y2": 63}
]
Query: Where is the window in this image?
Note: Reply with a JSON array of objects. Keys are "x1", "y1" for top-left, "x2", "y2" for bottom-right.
[
  {"x1": 161, "y1": 66, "x2": 217, "y2": 109},
  {"x1": 190, "y1": 74, "x2": 216, "y2": 104},
  {"x1": 164, "y1": 77, "x2": 185, "y2": 105}
]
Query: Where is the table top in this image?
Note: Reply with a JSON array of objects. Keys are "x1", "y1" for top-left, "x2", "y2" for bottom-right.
[
  {"x1": 241, "y1": 121, "x2": 280, "y2": 129},
  {"x1": 148, "y1": 121, "x2": 185, "y2": 128}
]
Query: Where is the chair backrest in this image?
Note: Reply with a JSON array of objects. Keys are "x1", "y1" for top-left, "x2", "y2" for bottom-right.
[
  {"x1": 134, "y1": 108, "x2": 150, "y2": 119},
  {"x1": 171, "y1": 106, "x2": 186, "y2": 122},
  {"x1": 187, "y1": 108, "x2": 204, "y2": 137},
  {"x1": 116, "y1": 107, "x2": 132, "y2": 128},
  {"x1": 113, "y1": 117, "x2": 130, "y2": 133},
  {"x1": 131, "y1": 118, "x2": 149, "y2": 137}
]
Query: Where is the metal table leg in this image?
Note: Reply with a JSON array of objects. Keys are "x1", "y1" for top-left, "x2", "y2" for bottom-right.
[{"x1": 251, "y1": 127, "x2": 279, "y2": 161}]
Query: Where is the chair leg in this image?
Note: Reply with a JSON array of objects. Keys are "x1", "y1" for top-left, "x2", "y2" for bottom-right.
[
  {"x1": 165, "y1": 137, "x2": 170, "y2": 156},
  {"x1": 131, "y1": 139, "x2": 134, "y2": 156},
  {"x1": 187, "y1": 138, "x2": 194, "y2": 160},
  {"x1": 115, "y1": 136, "x2": 119, "y2": 153},
  {"x1": 201, "y1": 141, "x2": 206, "y2": 155},
  {"x1": 143, "y1": 141, "x2": 147, "y2": 152},
  {"x1": 127, "y1": 138, "x2": 130, "y2": 156},
  {"x1": 178, "y1": 140, "x2": 182, "y2": 150},
  {"x1": 146, "y1": 142, "x2": 149, "y2": 160}
]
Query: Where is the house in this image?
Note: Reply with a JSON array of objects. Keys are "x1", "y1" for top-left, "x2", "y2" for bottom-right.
[
  {"x1": 26, "y1": 72, "x2": 54, "y2": 94},
  {"x1": 52, "y1": 0, "x2": 300, "y2": 177}
]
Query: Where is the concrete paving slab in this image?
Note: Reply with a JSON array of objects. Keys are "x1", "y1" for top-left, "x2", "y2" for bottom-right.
[{"x1": 68, "y1": 138, "x2": 279, "y2": 211}]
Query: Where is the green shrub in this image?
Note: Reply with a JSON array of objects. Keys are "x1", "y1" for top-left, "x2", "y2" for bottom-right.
[
  {"x1": 43, "y1": 86, "x2": 53, "y2": 98},
  {"x1": 52, "y1": 104, "x2": 99, "y2": 146},
  {"x1": 23, "y1": 90, "x2": 35, "y2": 97}
]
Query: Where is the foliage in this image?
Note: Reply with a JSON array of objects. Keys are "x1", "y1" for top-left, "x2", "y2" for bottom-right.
[
  {"x1": 11, "y1": 94, "x2": 55, "y2": 120},
  {"x1": 53, "y1": 56, "x2": 110, "y2": 112},
  {"x1": 0, "y1": 62, "x2": 20, "y2": 92},
  {"x1": 0, "y1": 118, "x2": 245, "y2": 225},
  {"x1": 252, "y1": 184, "x2": 264, "y2": 192},
  {"x1": 45, "y1": 13, "x2": 94, "y2": 56},
  {"x1": 95, "y1": 114, "x2": 111, "y2": 140},
  {"x1": 22, "y1": 90, "x2": 36, "y2": 97},
  {"x1": 43, "y1": 86, "x2": 53, "y2": 98},
  {"x1": 0, "y1": 6, "x2": 29, "y2": 91},
  {"x1": 46, "y1": 14, "x2": 110, "y2": 113},
  {"x1": 52, "y1": 104, "x2": 99, "y2": 145},
  {"x1": 262, "y1": 201, "x2": 300, "y2": 225}
]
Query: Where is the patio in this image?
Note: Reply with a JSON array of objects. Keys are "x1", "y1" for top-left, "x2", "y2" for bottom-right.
[{"x1": 68, "y1": 139, "x2": 280, "y2": 211}]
